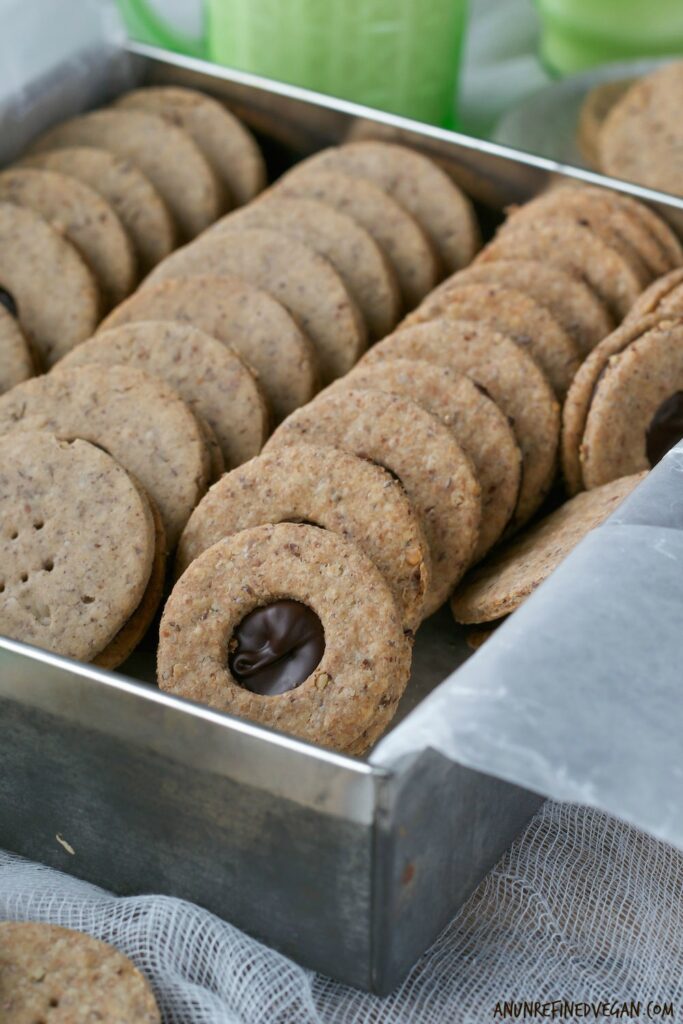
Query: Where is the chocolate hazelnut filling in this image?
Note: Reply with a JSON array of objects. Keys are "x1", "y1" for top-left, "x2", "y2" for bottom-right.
[
  {"x1": 0, "y1": 286, "x2": 18, "y2": 318},
  {"x1": 646, "y1": 391, "x2": 683, "y2": 466},
  {"x1": 229, "y1": 599, "x2": 325, "y2": 696}
]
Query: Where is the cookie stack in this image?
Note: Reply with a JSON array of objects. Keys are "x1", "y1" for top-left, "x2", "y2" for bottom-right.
[{"x1": 0, "y1": 85, "x2": 267, "y2": 390}]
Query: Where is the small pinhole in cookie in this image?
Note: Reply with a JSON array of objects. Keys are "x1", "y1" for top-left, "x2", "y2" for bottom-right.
[
  {"x1": 0, "y1": 581, "x2": 4, "y2": 593},
  {"x1": 81, "y1": 595, "x2": 95, "y2": 604},
  {"x1": 9, "y1": 529, "x2": 18, "y2": 540},
  {"x1": 19, "y1": 571, "x2": 28, "y2": 583},
  {"x1": 43, "y1": 559, "x2": 54, "y2": 573},
  {"x1": 49, "y1": 997, "x2": 60, "y2": 1007},
  {"x1": 33, "y1": 520, "x2": 44, "y2": 531}
]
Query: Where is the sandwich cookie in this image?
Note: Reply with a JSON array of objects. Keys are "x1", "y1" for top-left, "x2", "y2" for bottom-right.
[{"x1": 625, "y1": 266, "x2": 683, "y2": 322}]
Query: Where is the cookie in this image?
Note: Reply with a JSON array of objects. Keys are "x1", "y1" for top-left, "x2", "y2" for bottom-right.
[
  {"x1": 419, "y1": 259, "x2": 613, "y2": 356},
  {"x1": 115, "y1": 85, "x2": 267, "y2": 206},
  {"x1": 361, "y1": 320, "x2": 560, "y2": 527},
  {"x1": 148, "y1": 227, "x2": 366, "y2": 383},
  {"x1": 330, "y1": 358, "x2": 521, "y2": 560},
  {"x1": 56, "y1": 320, "x2": 268, "y2": 469},
  {"x1": 98, "y1": 274, "x2": 317, "y2": 423},
  {"x1": 402, "y1": 282, "x2": 580, "y2": 397},
  {"x1": 451, "y1": 473, "x2": 645, "y2": 624},
  {"x1": 294, "y1": 141, "x2": 481, "y2": 272},
  {"x1": 209, "y1": 196, "x2": 400, "y2": 339},
  {"x1": 0, "y1": 167, "x2": 136, "y2": 308},
  {"x1": 599, "y1": 62, "x2": 683, "y2": 197},
  {"x1": 21, "y1": 145, "x2": 176, "y2": 272},
  {"x1": 577, "y1": 78, "x2": 635, "y2": 168},
  {"x1": 272, "y1": 166, "x2": 439, "y2": 307},
  {"x1": 0, "y1": 364, "x2": 210, "y2": 547},
  {"x1": 580, "y1": 317, "x2": 683, "y2": 487},
  {"x1": 159, "y1": 522, "x2": 412, "y2": 753},
  {"x1": 0, "y1": 921, "x2": 160, "y2": 1023},
  {"x1": 0, "y1": 202, "x2": 99, "y2": 368},
  {"x1": 29, "y1": 108, "x2": 221, "y2": 239},
  {"x1": 477, "y1": 214, "x2": 644, "y2": 320},
  {"x1": 0, "y1": 431, "x2": 156, "y2": 663},
  {"x1": 0, "y1": 303, "x2": 34, "y2": 394},
  {"x1": 267, "y1": 388, "x2": 481, "y2": 615},
  {"x1": 561, "y1": 314, "x2": 666, "y2": 494},
  {"x1": 625, "y1": 266, "x2": 683, "y2": 322},
  {"x1": 177, "y1": 442, "x2": 430, "y2": 631}
]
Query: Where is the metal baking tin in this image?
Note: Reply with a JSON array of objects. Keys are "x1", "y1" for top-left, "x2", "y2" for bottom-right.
[{"x1": 1, "y1": 44, "x2": 681, "y2": 993}]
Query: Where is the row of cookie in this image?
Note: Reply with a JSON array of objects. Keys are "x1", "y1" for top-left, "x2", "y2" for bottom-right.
[{"x1": 0, "y1": 85, "x2": 266, "y2": 383}]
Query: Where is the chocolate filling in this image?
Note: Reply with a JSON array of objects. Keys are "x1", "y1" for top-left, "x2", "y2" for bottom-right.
[
  {"x1": 646, "y1": 391, "x2": 683, "y2": 466},
  {"x1": 0, "y1": 286, "x2": 18, "y2": 319},
  {"x1": 229, "y1": 599, "x2": 325, "y2": 696}
]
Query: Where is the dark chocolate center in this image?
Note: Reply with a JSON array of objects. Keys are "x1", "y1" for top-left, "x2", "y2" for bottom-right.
[
  {"x1": 0, "y1": 287, "x2": 18, "y2": 318},
  {"x1": 646, "y1": 391, "x2": 683, "y2": 467},
  {"x1": 229, "y1": 599, "x2": 325, "y2": 696}
]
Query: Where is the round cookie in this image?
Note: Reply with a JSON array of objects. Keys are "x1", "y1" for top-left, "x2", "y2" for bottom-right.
[
  {"x1": 267, "y1": 388, "x2": 481, "y2": 615},
  {"x1": 0, "y1": 167, "x2": 136, "y2": 308},
  {"x1": 56, "y1": 320, "x2": 268, "y2": 469},
  {"x1": 625, "y1": 267, "x2": 683, "y2": 322},
  {"x1": 149, "y1": 228, "x2": 367, "y2": 383},
  {"x1": 478, "y1": 214, "x2": 645, "y2": 320},
  {"x1": 159, "y1": 522, "x2": 413, "y2": 753},
  {"x1": 21, "y1": 146, "x2": 176, "y2": 272},
  {"x1": 599, "y1": 62, "x2": 683, "y2": 197},
  {"x1": 177, "y1": 442, "x2": 430, "y2": 632},
  {"x1": 272, "y1": 166, "x2": 439, "y2": 307},
  {"x1": 0, "y1": 364, "x2": 210, "y2": 547},
  {"x1": 451, "y1": 473, "x2": 645, "y2": 624},
  {"x1": 295, "y1": 141, "x2": 481, "y2": 272},
  {"x1": 421, "y1": 259, "x2": 613, "y2": 356},
  {"x1": 329, "y1": 358, "x2": 521, "y2": 560},
  {"x1": 98, "y1": 274, "x2": 317, "y2": 422},
  {"x1": 561, "y1": 314, "x2": 666, "y2": 494},
  {"x1": 0, "y1": 201, "x2": 99, "y2": 368},
  {"x1": 0, "y1": 431, "x2": 155, "y2": 663},
  {"x1": 115, "y1": 85, "x2": 267, "y2": 206},
  {"x1": 29, "y1": 108, "x2": 221, "y2": 239},
  {"x1": 0, "y1": 303, "x2": 34, "y2": 394},
  {"x1": 402, "y1": 282, "x2": 580, "y2": 397},
  {"x1": 577, "y1": 78, "x2": 635, "y2": 167},
  {"x1": 0, "y1": 921, "x2": 160, "y2": 1023},
  {"x1": 209, "y1": 196, "x2": 400, "y2": 339},
  {"x1": 580, "y1": 318, "x2": 683, "y2": 487},
  {"x1": 362, "y1": 320, "x2": 560, "y2": 527}
]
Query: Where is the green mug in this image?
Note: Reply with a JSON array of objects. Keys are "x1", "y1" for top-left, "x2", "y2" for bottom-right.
[
  {"x1": 119, "y1": 0, "x2": 468, "y2": 126},
  {"x1": 536, "y1": 0, "x2": 683, "y2": 76}
]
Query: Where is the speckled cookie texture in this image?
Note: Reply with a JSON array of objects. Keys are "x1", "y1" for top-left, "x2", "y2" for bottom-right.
[
  {"x1": 0, "y1": 921, "x2": 160, "y2": 1024},
  {"x1": 159, "y1": 522, "x2": 413, "y2": 753},
  {"x1": 580, "y1": 318, "x2": 683, "y2": 487},
  {"x1": 99, "y1": 274, "x2": 318, "y2": 423},
  {"x1": 451, "y1": 473, "x2": 645, "y2": 624},
  {"x1": 625, "y1": 267, "x2": 683, "y2": 322},
  {"x1": 149, "y1": 227, "x2": 366, "y2": 383},
  {"x1": 116, "y1": 85, "x2": 267, "y2": 206},
  {"x1": 418, "y1": 259, "x2": 614, "y2": 356},
  {"x1": 21, "y1": 145, "x2": 176, "y2": 272},
  {"x1": 478, "y1": 214, "x2": 644, "y2": 320},
  {"x1": 0, "y1": 201, "x2": 99, "y2": 368},
  {"x1": 0, "y1": 168, "x2": 136, "y2": 308},
  {"x1": 29, "y1": 108, "x2": 221, "y2": 239},
  {"x1": 0, "y1": 364, "x2": 210, "y2": 547},
  {"x1": 561, "y1": 314, "x2": 668, "y2": 494},
  {"x1": 0, "y1": 305, "x2": 34, "y2": 394},
  {"x1": 57, "y1": 320, "x2": 267, "y2": 469},
  {"x1": 0, "y1": 431, "x2": 155, "y2": 663},
  {"x1": 577, "y1": 78, "x2": 634, "y2": 167},
  {"x1": 177, "y1": 442, "x2": 430, "y2": 632},
  {"x1": 296, "y1": 141, "x2": 481, "y2": 272},
  {"x1": 209, "y1": 196, "x2": 400, "y2": 338},
  {"x1": 402, "y1": 282, "x2": 580, "y2": 397},
  {"x1": 273, "y1": 166, "x2": 439, "y2": 307},
  {"x1": 362, "y1": 320, "x2": 560, "y2": 527},
  {"x1": 330, "y1": 358, "x2": 521, "y2": 561},
  {"x1": 599, "y1": 61, "x2": 683, "y2": 197},
  {"x1": 267, "y1": 388, "x2": 481, "y2": 616}
]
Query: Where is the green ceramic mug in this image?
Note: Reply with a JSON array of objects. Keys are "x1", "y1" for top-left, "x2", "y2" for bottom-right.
[
  {"x1": 119, "y1": 0, "x2": 468, "y2": 126},
  {"x1": 536, "y1": 0, "x2": 683, "y2": 76}
]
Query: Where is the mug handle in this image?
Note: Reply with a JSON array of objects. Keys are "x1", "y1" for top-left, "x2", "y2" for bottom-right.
[{"x1": 120, "y1": 0, "x2": 206, "y2": 58}]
